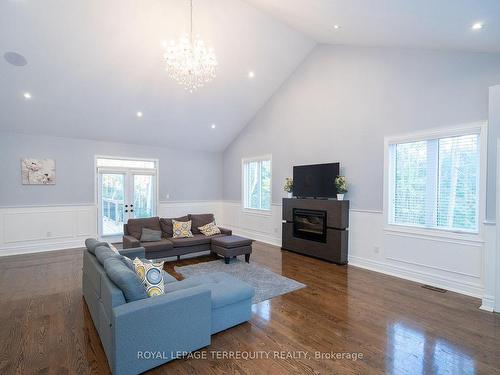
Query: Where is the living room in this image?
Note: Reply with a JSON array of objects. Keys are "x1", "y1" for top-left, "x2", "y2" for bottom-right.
[{"x1": 1, "y1": 1, "x2": 500, "y2": 374}]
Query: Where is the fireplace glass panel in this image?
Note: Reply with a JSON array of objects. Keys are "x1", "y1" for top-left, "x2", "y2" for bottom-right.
[{"x1": 293, "y1": 208, "x2": 327, "y2": 243}]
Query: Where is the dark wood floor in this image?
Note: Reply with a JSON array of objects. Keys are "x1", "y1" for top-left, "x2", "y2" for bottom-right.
[{"x1": 1, "y1": 242, "x2": 499, "y2": 374}]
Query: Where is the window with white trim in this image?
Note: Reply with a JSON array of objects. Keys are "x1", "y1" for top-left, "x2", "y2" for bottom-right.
[
  {"x1": 242, "y1": 156, "x2": 272, "y2": 211},
  {"x1": 388, "y1": 131, "x2": 480, "y2": 233}
]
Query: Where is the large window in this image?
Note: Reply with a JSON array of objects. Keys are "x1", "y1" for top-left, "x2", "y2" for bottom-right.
[
  {"x1": 387, "y1": 128, "x2": 482, "y2": 233},
  {"x1": 242, "y1": 156, "x2": 272, "y2": 211}
]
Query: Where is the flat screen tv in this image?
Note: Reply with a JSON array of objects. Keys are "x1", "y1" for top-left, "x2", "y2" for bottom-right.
[{"x1": 293, "y1": 163, "x2": 340, "y2": 198}]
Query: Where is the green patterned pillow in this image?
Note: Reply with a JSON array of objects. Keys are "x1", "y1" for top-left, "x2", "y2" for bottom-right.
[
  {"x1": 133, "y1": 258, "x2": 165, "y2": 297},
  {"x1": 172, "y1": 219, "x2": 194, "y2": 238},
  {"x1": 198, "y1": 221, "x2": 221, "y2": 236}
]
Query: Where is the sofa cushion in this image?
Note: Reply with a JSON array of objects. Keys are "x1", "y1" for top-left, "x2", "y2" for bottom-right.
[
  {"x1": 127, "y1": 217, "x2": 161, "y2": 240},
  {"x1": 190, "y1": 214, "x2": 215, "y2": 234},
  {"x1": 140, "y1": 228, "x2": 162, "y2": 242},
  {"x1": 103, "y1": 257, "x2": 147, "y2": 302},
  {"x1": 172, "y1": 220, "x2": 194, "y2": 238},
  {"x1": 141, "y1": 239, "x2": 173, "y2": 252},
  {"x1": 85, "y1": 238, "x2": 109, "y2": 254},
  {"x1": 170, "y1": 234, "x2": 211, "y2": 248},
  {"x1": 212, "y1": 235, "x2": 253, "y2": 249},
  {"x1": 133, "y1": 258, "x2": 165, "y2": 297},
  {"x1": 159, "y1": 215, "x2": 189, "y2": 238},
  {"x1": 95, "y1": 245, "x2": 121, "y2": 265},
  {"x1": 198, "y1": 221, "x2": 221, "y2": 236},
  {"x1": 165, "y1": 272, "x2": 254, "y2": 309}
]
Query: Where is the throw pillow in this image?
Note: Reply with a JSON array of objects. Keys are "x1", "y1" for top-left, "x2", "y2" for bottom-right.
[
  {"x1": 159, "y1": 215, "x2": 189, "y2": 238},
  {"x1": 104, "y1": 257, "x2": 148, "y2": 302},
  {"x1": 198, "y1": 221, "x2": 221, "y2": 236},
  {"x1": 172, "y1": 219, "x2": 194, "y2": 238},
  {"x1": 126, "y1": 217, "x2": 161, "y2": 240},
  {"x1": 140, "y1": 228, "x2": 162, "y2": 242},
  {"x1": 133, "y1": 258, "x2": 165, "y2": 297},
  {"x1": 190, "y1": 214, "x2": 215, "y2": 234}
]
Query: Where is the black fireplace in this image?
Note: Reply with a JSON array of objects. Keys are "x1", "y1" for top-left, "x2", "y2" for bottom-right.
[{"x1": 293, "y1": 208, "x2": 327, "y2": 243}]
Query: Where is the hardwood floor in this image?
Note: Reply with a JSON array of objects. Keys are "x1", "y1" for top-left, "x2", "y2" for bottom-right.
[{"x1": 1, "y1": 242, "x2": 499, "y2": 374}]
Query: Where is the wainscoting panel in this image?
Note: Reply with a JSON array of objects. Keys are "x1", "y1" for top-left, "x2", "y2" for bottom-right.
[
  {"x1": 219, "y1": 202, "x2": 486, "y2": 299},
  {"x1": 348, "y1": 210, "x2": 485, "y2": 298},
  {"x1": 0, "y1": 205, "x2": 97, "y2": 256},
  {"x1": 219, "y1": 201, "x2": 282, "y2": 246}
]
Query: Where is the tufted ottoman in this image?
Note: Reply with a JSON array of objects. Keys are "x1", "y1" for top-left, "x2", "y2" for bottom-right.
[{"x1": 211, "y1": 235, "x2": 253, "y2": 264}]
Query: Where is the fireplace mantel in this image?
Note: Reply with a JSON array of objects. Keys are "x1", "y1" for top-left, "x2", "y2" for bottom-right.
[{"x1": 281, "y1": 198, "x2": 349, "y2": 264}]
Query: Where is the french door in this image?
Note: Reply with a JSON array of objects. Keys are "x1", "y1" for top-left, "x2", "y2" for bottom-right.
[{"x1": 97, "y1": 161, "x2": 157, "y2": 239}]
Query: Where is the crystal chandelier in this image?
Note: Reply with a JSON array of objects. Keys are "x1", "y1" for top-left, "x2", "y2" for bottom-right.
[{"x1": 163, "y1": 0, "x2": 217, "y2": 92}]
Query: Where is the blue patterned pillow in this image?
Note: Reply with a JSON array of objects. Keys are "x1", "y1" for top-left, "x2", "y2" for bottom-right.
[{"x1": 133, "y1": 258, "x2": 165, "y2": 297}]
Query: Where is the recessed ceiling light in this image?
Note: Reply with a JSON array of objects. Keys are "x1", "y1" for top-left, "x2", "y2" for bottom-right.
[
  {"x1": 211, "y1": 124, "x2": 216, "y2": 129},
  {"x1": 248, "y1": 71, "x2": 255, "y2": 78},
  {"x1": 333, "y1": 25, "x2": 341, "y2": 29},
  {"x1": 471, "y1": 22, "x2": 484, "y2": 30},
  {"x1": 136, "y1": 111, "x2": 143, "y2": 118},
  {"x1": 23, "y1": 92, "x2": 32, "y2": 99}
]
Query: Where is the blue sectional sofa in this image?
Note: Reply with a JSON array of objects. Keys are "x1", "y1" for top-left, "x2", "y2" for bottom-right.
[{"x1": 82, "y1": 239, "x2": 255, "y2": 375}]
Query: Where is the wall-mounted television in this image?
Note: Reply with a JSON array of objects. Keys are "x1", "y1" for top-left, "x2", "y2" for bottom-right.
[{"x1": 293, "y1": 163, "x2": 340, "y2": 198}]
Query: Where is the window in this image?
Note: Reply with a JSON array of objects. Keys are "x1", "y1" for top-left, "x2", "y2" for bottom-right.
[
  {"x1": 242, "y1": 156, "x2": 272, "y2": 211},
  {"x1": 387, "y1": 129, "x2": 481, "y2": 233}
]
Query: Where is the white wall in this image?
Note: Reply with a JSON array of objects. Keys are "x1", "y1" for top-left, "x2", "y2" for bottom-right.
[
  {"x1": 222, "y1": 45, "x2": 500, "y2": 302},
  {"x1": 0, "y1": 132, "x2": 223, "y2": 206},
  {"x1": 0, "y1": 131, "x2": 223, "y2": 255},
  {"x1": 223, "y1": 45, "x2": 500, "y2": 211}
]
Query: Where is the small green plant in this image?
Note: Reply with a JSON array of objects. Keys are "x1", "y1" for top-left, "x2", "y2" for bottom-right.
[
  {"x1": 283, "y1": 177, "x2": 293, "y2": 193},
  {"x1": 335, "y1": 176, "x2": 348, "y2": 194}
]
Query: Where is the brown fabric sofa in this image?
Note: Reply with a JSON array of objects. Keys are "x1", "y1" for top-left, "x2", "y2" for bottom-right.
[{"x1": 123, "y1": 214, "x2": 232, "y2": 259}]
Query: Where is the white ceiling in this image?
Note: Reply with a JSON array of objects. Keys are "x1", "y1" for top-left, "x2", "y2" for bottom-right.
[
  {"x1": 2, "y1": 1, "x2": 499, "y2": 153},
  {"x1": 246, "y1": 0, "x2": 500, "y2": 52},
  {"x1": 0, "y1": 0, "x2": 314, "y2": 152}
]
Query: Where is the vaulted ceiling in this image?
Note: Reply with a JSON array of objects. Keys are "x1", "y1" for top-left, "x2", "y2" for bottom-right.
[
  {"x1": 247, "y1": 0, "x2": 500, "y2": 52},
  {"x1": 1, "y1": 0, "x2": 499, "y2": 152},
  {"x1": 0, "y1": 0, "x2": 314, "y2": 151}
]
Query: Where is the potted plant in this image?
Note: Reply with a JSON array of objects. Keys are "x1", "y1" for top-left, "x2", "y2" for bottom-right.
[
  {"x1": 283, "y1": 177, "x2": 293, "y2": 198},
  {"x1": 335, "y1": 176, "x2": 347, "y2": 200}
]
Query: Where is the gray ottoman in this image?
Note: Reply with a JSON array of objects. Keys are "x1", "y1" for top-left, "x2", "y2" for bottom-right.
[{"x1": 212, "y1": 235, "x2": 253, "y2": 264}]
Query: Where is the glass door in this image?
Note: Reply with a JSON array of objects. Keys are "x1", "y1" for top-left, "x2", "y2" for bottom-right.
[
  {"x1": 133, "y1": 174, "x2": 156, "y2": 219},
  {"x1": 99, "y1": 172, "x2": 126, "y2": 237},
  {"x1": 97, "y1": 157, "x2": 157, "y2": 239}
]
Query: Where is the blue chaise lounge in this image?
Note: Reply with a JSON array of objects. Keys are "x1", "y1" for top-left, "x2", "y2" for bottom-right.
[{"x1": 82, "y1": 239, "x2": 255, "y2": 375}]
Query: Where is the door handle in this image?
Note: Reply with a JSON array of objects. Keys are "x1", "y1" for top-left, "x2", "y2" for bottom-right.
[
  {"x1": 130, "y1": 204, "x2": 134, "y2": 207},
  {"x1": 125, "y1": 205, "x2": 128, "y2": 208},
  {"x1": 130, "y1": 209, "x2": 134, "y2": 213},
  {"x1": 125, "y1": 210, "x2": 129, "y2": 213}
]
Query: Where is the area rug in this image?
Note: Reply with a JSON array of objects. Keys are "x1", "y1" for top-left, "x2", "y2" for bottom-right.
[{"x1": 175, "y1": 259, "x2": 306, "y2": 304}]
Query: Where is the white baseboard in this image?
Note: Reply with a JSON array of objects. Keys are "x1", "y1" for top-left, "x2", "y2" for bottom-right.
[
  {"x1": 222, "y1": 225, "x2": 282, "y2": 247},
  {"x1": 479, "y1": 295, "x2": 495, "y2": 312},
  {"x1": 0, "y1": 239, "x2": 86, "y2": 257},
  {"x1": 348, "y1": 255, "x2": 483, "y2": 298}
]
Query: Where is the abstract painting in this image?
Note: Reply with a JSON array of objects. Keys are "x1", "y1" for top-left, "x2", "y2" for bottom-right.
[{"x1": 21, "y1": 158, "x2": 56, "y2": 185}]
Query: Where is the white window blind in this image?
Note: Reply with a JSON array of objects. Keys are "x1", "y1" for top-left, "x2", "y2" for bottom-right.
[
  {"x1": 243, "y1": 157, "x2": 272, "y2": 211},
  {"x1": 389, "y1": 133, "x2": 480, "y2": 233}
]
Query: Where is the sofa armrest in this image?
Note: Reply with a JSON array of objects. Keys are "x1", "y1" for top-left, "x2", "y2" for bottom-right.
[
  {"x1": 123, "y1": 235, "x2": 140, "y2": 249},
  {"x1": 111, "y1": 286, "x2": 211, "y2": 374},
  {"x1": 218, "y1": 227, "x2": 232, "y2": 236},
  {"x1": 119, "y1": 246, "x2": 145, "y2": 259}
]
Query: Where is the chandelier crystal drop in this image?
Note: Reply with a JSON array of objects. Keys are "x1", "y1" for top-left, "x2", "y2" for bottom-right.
[{"x1": 163, "y1": 0, "x2": 217, "y2": 92}]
